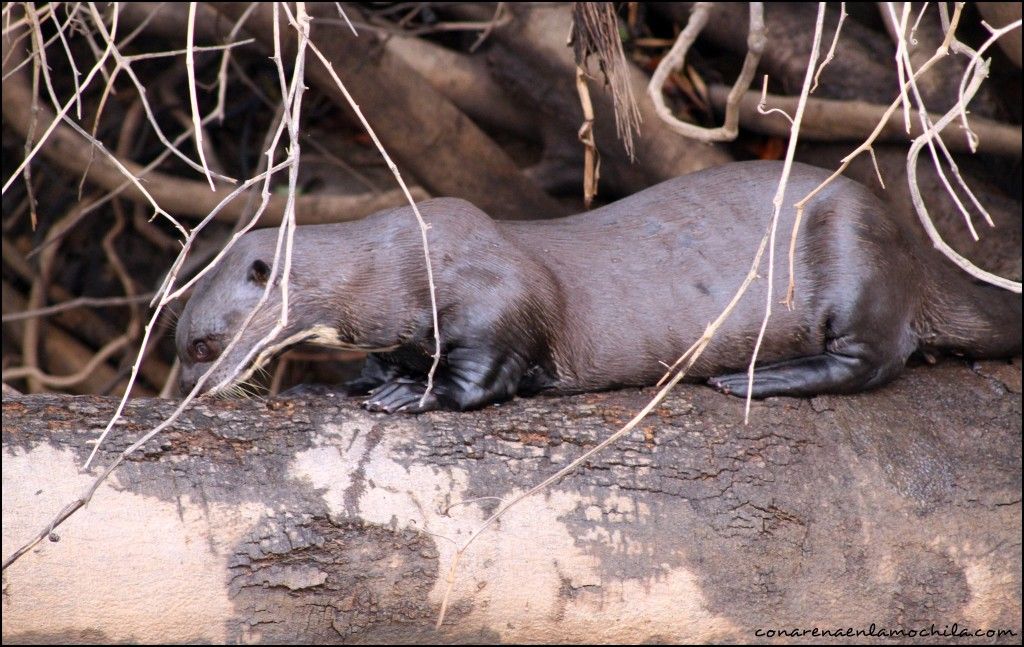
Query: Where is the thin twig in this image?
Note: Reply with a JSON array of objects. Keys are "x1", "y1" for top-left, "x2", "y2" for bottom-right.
[
  {"x1": 468, "y1": 2, "x2": 504, "y2": 52},
  {"x1": 300, "y1": 30, "x2": 443, "y2": 410},
  {"x1": 84, "y1": 4, "x2": 237, "y2": 184},
  {"x1": 186, "y1": 2, "x2": 215, "y2": 190},
  {"x1": 574, "y1": 66, "x2": 600, "y2": 207},
  {"x1": 334, "y1": 2, "x2": 358, "y2": 36},
  {"x1": 213, "y1": 1, "x2": 258, "y2": 123},
  {"x1": 7, "y1": 8, "x2": 190, "y2": 239},
  {"x1": 757, "y1": 75, "x2": 793, "y2": 124},
  {"x1": 743, "y1": 3, "x2": 828, "y2": 423},
  {"x1": 891, "y1": 2, "x2": 913, "y2": 133},
  {"x1": 886, "y1": 5, "x2": 984, "y2": 241},
  {"x1": 1, "y1": 294, "x2": 155, "y2": 323},
  {"x1": 2, "y1": 2, "x2": 119, "y2": 195},
  {"x1": 45, "y1": 1, "x2": 83, "y2": 118},
  {"x1": 785, "y1": 3, "x2": 968, "y2": 307},
  {"x1": 810, "y1": 2, "x2": 846, "y2": 93}
]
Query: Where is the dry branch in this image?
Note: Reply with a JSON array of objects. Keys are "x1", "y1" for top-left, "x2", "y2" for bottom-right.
[
  {"x1": 1, "y1": 281, "x2": 153, "y2": 397},
  {"x1": 209, "y1": 2, "x2": 565, "y2": 221},
  {"x1": 3, "y1": 361, "x2": 1021, "y2": 642},
  {"x1": 709, "y1": 85, "x2": 1022, "y2": 157},
  {"x1": 647, "y1": 2, "x2": 764, "y2": 142},
  {"x1": 3, "y1": 222, "x2": 170, "y2": 392},
  {"x1": 0, "y1": 54, "x2": 425, "y2": 227},
  {"x1": 881, "y1": 1, "x2": 1004, "y2": 119},
  {"x1": 659, "y1": 3, "x2": 897, "y2": 103}
]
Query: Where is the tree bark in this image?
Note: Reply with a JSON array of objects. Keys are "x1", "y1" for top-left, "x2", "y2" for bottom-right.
[{"x1": 2, "y1": 359, "x2": 1021, "y2": 643}]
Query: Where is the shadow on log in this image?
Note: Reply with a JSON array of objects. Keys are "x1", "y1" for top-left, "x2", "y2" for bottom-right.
[{"x1": 2, "y1": 359, "x2": 1021, "y2": 643}]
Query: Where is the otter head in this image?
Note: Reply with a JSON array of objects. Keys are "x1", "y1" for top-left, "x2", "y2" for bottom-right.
[{"x1": 175, "y1": 231, "x2": 302, "y2": 396}]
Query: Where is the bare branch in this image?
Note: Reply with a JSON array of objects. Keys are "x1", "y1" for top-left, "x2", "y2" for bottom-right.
[
  {"x1": 905, "y1": 18, "x2": 1022, "y2": 293},
  {"x1": 647, "y1": 2, "x2": 765, "y2": 142},
  {"x1": 810, "y1": 2, "x2": 847, "y2": 93},
  {"x1": 786, "y1": 3, "x2": 968, "y2": 305},
  {"x1": 708, "y1": 84, "x2": 1021, "y2": 157},
  {"x1": 1, "y1": 294, "x2": 155, "y2": 323}
]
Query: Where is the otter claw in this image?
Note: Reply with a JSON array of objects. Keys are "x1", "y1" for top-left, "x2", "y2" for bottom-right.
[
  {"x1": 363, "y1": 379, "x2": 438, "y2": 413},
  {"x1": 709, "y1": 374, "x2": 751, "y2": 397}
]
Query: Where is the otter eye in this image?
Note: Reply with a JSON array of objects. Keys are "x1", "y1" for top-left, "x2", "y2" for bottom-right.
[
  {"x1": 248, "y1": 259, "x2": 270, "y2": 285},
  {"x1": 190, "y1": 339, "x2": 217, "y2": 363}
]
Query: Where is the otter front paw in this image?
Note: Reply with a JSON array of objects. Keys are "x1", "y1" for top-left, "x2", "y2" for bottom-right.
[{"x1": 363, "y1": 378, "x2": 440, "y2": 413}]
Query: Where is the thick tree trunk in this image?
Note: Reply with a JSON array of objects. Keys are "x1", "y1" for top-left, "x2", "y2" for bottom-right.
[{"x1": 2, "y1": 359, "x2": 1021, "y2": 643}]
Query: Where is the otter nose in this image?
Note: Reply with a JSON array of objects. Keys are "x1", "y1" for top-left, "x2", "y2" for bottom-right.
[{"x1": 179, "y1": 374, "x2": 197, "y2": 396}]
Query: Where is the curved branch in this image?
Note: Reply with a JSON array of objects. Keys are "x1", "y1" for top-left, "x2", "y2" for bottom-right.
[
  {"x1": 647, "y1": 3, "x2": 765, "y2": 142},
  {"x1": 907, "y1": 39, "x2": 1022, "y2": 293}
]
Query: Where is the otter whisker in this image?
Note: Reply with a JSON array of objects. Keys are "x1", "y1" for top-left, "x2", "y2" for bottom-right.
[{"x1": 239, "y1": 380, "x2": 263, "y2": 400}]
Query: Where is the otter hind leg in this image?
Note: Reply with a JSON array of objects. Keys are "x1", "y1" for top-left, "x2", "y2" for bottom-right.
[
  {"x1": 711, "y1": 271, "x2": 919, "y2": 399},
  {"x1": 709, "y1": 333, "x2": 910, "y2": 398}
]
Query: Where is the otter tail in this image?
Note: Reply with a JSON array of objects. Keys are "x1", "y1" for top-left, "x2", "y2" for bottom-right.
[{"x1": 919, "y1": 265, "x2": 1022, "y2": 358}]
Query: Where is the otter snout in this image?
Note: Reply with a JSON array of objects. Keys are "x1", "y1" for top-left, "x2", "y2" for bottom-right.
[
  {"x1": 178, "y1": 372, "x2": 199, "y2": 396},
  {"x1": 178, "y1": 364, "x2": 216, "y2": 397}
]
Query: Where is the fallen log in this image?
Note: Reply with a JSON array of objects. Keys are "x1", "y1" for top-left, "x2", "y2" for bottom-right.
[{"x1": 2, "y1": 359, "x2": 1021, "y2": 643}]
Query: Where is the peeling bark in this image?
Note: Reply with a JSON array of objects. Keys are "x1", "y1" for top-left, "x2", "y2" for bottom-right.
[{"x1": 2, "y1": 359, "x2": 1021, "y2": 643}]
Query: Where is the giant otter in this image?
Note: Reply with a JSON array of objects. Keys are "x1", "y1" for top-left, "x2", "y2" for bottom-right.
[{"x1": 176, "y1": 161, "x2": 1022, "y2": 412}]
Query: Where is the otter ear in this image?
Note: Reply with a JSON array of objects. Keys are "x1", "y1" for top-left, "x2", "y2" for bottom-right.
[{"x1": 248, "y1": 259, "x2": 271, "y2": 285}]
